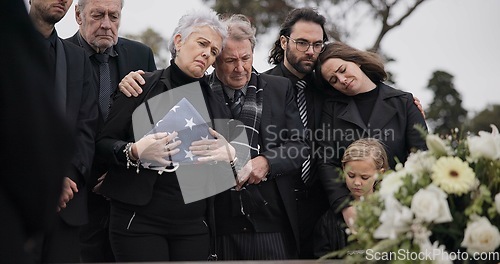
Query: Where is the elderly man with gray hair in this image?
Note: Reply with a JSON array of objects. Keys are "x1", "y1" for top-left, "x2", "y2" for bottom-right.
[
  {"x1": 208, "y1": 14, "x2": 308, "y2": 260},
  {"x1": 66, "y1": 0, "x2": 156, "y2": 261}
]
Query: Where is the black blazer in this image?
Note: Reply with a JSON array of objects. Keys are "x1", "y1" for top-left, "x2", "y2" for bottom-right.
[
  {"x1": 67, "y1": 33, "x2": 157, "y2": 188},
  {"x1": 265, "y1": 64, "x2": 326, "y2": 186},
  {"x1": 258, "y1": 73, "x2": 308, "y2": 251},
  {"x1": 58, "y1": 39, "x2": 99, "y2": 226},
  {"x1": 66, "y1": 33, "x2": 157, "y2": 130},
  {"x1": 317, "y1": 82, "x2": 427, "y2": 211}
]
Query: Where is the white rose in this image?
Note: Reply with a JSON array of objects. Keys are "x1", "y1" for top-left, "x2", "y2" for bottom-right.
[
  {"x1": 404, "y1": 151, "x2": 436, "y2": 180},
  {"x1": 379, "y1": 170, "x2": 406, "y2": 198},
  {"x1": 461, "y1": 216, "x2": 500, "y2": 253},
  {"x1": 467, "y1": 124, "x2": 500, "y2": 161},
  {"x1": 373, "y1": 196, "x2": 413, "y2": 239},
  {"x1": 495, "y1": 193, "x2": 500, "y2": 214},
  {"x1": 411, "y1": 185, "x2": 452, "y2": 224},
  {"x1": 426, "y1": 134, "x2": 451, "y2": 157}
]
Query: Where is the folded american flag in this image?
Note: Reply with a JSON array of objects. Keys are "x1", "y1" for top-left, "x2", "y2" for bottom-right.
[{"x1": 146, "y1": 97, "x2": 214, "y2": 164}]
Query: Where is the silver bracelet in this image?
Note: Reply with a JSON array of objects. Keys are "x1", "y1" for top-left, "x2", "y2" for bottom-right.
[
  {"x1": 123, "y1": 142, "x2": 140, "y2": 173},
  {"x1": 229, "y1": 156, "x2": 238, "y2": 178}
]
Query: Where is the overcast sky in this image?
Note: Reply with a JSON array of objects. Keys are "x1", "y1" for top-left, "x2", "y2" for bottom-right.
[{"x1": 27, "y1": 0, "x2": 500, "y2": 115}]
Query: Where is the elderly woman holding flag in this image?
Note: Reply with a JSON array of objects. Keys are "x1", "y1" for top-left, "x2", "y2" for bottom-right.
[{"x1": 95, "y1": 8, "x2": 236, "y2": 262}]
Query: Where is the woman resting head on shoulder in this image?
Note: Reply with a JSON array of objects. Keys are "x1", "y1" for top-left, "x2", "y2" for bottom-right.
[{"x1": 316, "y1": 41, "x2": 386, "y2": 96}]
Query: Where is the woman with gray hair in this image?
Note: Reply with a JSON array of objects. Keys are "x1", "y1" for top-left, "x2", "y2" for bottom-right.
[{"x1": 95, "y1": 8, "x2": 231, "y2": 261}]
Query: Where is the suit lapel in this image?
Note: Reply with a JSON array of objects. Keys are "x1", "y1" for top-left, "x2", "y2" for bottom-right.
[
  {"x1": 337, "y1": 100, "x2": 367, "y2": 129},
  {"x1": 260, "y1": 75, "x2": 271, "y2": 134},
  {"x1": 55, "y1": 38, "x2": 67, "y2": 114},
  {"x1": 305, "y1": 88, "x2": 321, "y2": 131},
  {"x1": 115, "y1": 41, "x2": 129, "y2": 78}
]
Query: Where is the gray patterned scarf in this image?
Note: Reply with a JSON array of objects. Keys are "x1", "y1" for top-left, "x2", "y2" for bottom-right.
[{"x1": 209, "y1": 69, "x2": 263, "y2": 158}]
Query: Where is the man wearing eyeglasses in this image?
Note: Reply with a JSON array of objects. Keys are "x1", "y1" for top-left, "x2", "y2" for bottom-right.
[{"x1": 265, "y1": 7, "x2": 330, "y2": 259}]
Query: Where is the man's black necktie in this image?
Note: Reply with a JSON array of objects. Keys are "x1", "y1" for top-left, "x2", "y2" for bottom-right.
[
  {"x1": 296, "y1": 80, "x2": 310, "y2": 184},
  {"x1": 94, "y1": 53, "x2": 112, "y2": 120},
  {"x1": 231, "y1": 89, "x2": 244, "y2": 119}
]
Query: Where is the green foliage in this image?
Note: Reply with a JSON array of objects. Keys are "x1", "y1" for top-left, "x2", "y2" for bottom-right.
[
  {"x1": 425, "y1": 70, "x2": 468, "y2": 136},
  {"x1": 467, "y1": 104, "x2": 500, "y2": 134},
  {"x1": 202, "y1": 0, "x2": 295, "y2": 35},
  {"x1": 125, "y1": 27, "x2": 169, "y2": 68}
]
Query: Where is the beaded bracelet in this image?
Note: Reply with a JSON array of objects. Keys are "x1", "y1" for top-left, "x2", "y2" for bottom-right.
[
  {"x1": 123, "y1": 142, "x2": 140, "y2": 173},
  {"x1": 229, "y1": 157, "x2": 238, "y2": 178}
]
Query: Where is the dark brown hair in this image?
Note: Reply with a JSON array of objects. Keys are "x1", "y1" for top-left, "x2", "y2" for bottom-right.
[
  {"x1": 268, "y1": 8, "x2": 328, "y2": 65},
  {"x1": 317, "y1": 42, "x2": 387, "y2": 84}
]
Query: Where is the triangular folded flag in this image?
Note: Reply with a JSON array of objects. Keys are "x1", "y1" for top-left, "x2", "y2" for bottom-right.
[{"x1": 146, "y1": 97, "x2": 214, "y2": 164}]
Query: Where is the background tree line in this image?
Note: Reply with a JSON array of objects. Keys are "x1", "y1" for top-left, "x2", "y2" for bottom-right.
[{"x1": 125, "y1": 0, "x2": 499, "y2": 136}]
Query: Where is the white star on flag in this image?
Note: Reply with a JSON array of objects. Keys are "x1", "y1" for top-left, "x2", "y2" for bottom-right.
[
  {"x1": 201, "y1": 135, "x2": 210, "y2": 140},
  {"x1": 170, "y1": 105, "x2": 180, "y2": 112},
  {"x1": 184, "y1": 150, "x2": 195, "y2": 161},
  {"x1": 185, "y1": 117, "x2": 196, "y2": 130},
  {"x1": 167, "y1": 131, "x2": 180, "y2": 142}
]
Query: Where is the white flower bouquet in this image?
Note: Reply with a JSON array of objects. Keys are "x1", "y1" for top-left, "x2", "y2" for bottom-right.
[{"x1": 327, "y1": 125, "x2": 500, "y2": 263}]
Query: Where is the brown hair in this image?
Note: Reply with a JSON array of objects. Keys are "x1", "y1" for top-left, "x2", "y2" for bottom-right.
[
  {"x1": 317, "y1": 42, "x2": 387, "y2": 84},
  {"x1": 268, "y1": 8, "x2": 328, "y2": 65},
  {"x1": 341, "y1": 138, "x2": 389, "y2": 171}
]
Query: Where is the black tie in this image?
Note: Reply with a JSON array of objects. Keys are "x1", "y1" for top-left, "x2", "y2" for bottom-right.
[
  {"x1": 231, "y1": 89, "x2": 244, "y2": 119},
  {"x1": 296, "y1": 80, "x2": 310, "y2": 183},
  {"x1": 94, "y1": 53, "x2": 112, "y2": 120}
]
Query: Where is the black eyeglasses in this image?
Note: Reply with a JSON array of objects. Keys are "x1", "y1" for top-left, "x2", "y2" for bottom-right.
[{"x1": 285, "y1": 36, "x2": 325, "y2": 53}]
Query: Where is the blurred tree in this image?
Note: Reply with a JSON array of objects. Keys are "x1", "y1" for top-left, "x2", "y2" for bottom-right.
[
  {"x1": 203, "y1": 0, "x2": 428, "y2": 52},
  {"x1": 466, "y1": 104, "x2": 500, "y2": 134},
  {"x1": 425, "y1": 70, "x2": 468, "y2": 136},
  {"x1": 125, "y1": 27, "x2": 169, "y2": 68}
]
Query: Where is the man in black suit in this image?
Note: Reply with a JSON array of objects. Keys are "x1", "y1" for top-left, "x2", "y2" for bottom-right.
[
  {"x1": 265, "y1": 8, "x2": 330, "y2": 259},
  {"x1": 208, "y1": 14, "x2": 308, "y2": 260},
  {"x1": 66, "y1": 0, "x2": 156, "y2": 261},
  {"x1": 28, "y1": 0, "x2": 98, "y2": 262},
  {"x1": 0, "y1": 0, "x2": 74, "y2": 262}
]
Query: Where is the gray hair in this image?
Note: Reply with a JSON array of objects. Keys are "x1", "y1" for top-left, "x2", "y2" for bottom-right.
[
  {"x1": 168, "y1": 8, "x2": 228, "y2": 59},
  {"x1": 225, "y1": 14, "x2": 256, "y2": 51},
  {"x1": 77, "y1": 0, "x2": 124, "y2": 12}
]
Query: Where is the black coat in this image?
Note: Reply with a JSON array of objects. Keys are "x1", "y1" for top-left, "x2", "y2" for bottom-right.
[
  {"x1": 0, "y1": 0, "x2": 74, "y2": 261},
  {"x1": 58, "y1": 39, "x2": 99, "y2": 226},
  {"x1": 317, "y1": 82, "x2": 427, "y2": 211}
]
